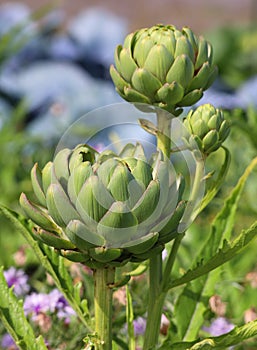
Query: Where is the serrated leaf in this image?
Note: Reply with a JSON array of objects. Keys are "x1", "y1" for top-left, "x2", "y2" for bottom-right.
[
  {"x1": 168, "y1": 220, "x2": 257, "y2": 290},
  {"x1": 160, "y1": 318, "x2": 257, "y2": 349},
  {"x1": 0, "y1": 267, "x2": 48, "y2": 350},
  {"x1": 172, "y1": 156, "x2": 257, "y2": 341},
  {"x1": 0, "y1": 204, "x2": 91, "y2": 331}
]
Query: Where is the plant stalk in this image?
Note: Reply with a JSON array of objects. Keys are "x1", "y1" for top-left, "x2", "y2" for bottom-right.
[
  {"x1": 144, "y1": 110, "x2": 173, "y2": 349},
  {"x1": 94, "y1": 267, "x2": 115, "y2": 350},
  {"x1": 143, "y1": 253, "x2": 165, "y2": 350},
  {"x1": 156, "y1": 110, "x2": 172, "y2": 157},
  {"x1": 161, "y1": 233, "x2": 185, "y2": 292}
]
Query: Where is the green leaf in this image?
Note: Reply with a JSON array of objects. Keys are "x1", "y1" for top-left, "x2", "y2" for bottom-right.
[
  {"x1": 126, "y1": 285, "x2": 136, "y2": 350},
  {"x1": 0, "y1": 266, "x2": 48, "y2": 350},
  {"x1": 168, "y1": 220, "x2": 257, "y2": 289},
  {"x1": 172, "y1": 156, "x2": 257, "y2": 341},
  {"x1": 160, "y1": 318, "x2": 257, "y2": 349},
  {"x1": 0, "y1": 204, "x2": 92, "y2": 331}
]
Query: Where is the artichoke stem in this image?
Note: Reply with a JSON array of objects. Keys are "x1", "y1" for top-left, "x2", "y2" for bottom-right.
[
  {"x1": 143, "y1": 110, "x2": 173, "y2": 349},
  {"x1": 143, "y1": 253, "x2": 164, "y2": 350},
  {"x1": 156, "y1": 109, "x2": 172, "y2": 157},
  {"x1": 94, "y1": 267, "x2": 115, "y2": 350},
  {"x1": 143, "y1": 293, "x2": 166, "y2": 350}
]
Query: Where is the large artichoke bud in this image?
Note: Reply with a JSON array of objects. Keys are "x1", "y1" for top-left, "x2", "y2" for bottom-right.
[
  {"x1": 110, "y1": 24, "x2": 217, "y2": 115},
  {"x1": 183, "y1": 104, "x2": 230, "y2": 155},
  {"x1": 20, "y1": 143, "x2": 186, "y2": 268}
]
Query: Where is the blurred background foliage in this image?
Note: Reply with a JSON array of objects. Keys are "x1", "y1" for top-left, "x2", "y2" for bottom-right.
[{"x1": 1, "y1": 1, "x2": 257, "y2": 347}]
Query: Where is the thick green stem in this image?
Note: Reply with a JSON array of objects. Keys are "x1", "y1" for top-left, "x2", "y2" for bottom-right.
[
  {"x1": 94, "y1": 267, "x2": 115, "y2": 350},
  {"x1": 143, "y1": 254, "x2": 164, "y2": 350},
  {"x1": 161, "y1": 233, "x2": 185, "y2": 292},
  {"x1": 143, "y1": 295, "x2": 166, "y2": 349},
  {"x1": 144, "y1": 111, "x2": 173, "y2": 349}
]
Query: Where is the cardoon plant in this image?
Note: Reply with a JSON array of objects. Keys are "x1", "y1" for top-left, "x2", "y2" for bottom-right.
[
  {"x1": 2, "y1": 23, "x2": 257, "y2": 350},
  {"x1": 110, "y1": 24, "x2": 220, "y2": 349}
]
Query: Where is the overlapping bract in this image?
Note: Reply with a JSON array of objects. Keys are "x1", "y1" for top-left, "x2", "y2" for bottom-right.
[
  {"x1": 110, "y1": 24, "x2": 217, "y2": 115},
  {"x1": 20, "y1": 143, "x2": 186, "y2": 268},
  {"x1": 183, "y1": 104, "x2": 230, "y2": 155}
]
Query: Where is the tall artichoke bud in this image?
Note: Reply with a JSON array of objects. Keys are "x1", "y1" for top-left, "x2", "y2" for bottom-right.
[
  {"x1": 110, "y1": 24, "x2": 217, "y2": 116},
  {"x1": 183, "y1": 104, "x2": 230, "y2": 155},
  {"x1": 20, "y1": 143, "x2": 186, "y2": 268}
]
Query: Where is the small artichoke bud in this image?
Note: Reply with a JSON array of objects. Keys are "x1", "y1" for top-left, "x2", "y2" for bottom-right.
[
  {"x1": 183, "y1": 104, "x2": 230, "y2": 155},
  {"x1": 110, "y1": 24, "x2": 217, "y2": 116},
  {"x1": 20, "y1": 143, "x2": 186, "y2": 268}
]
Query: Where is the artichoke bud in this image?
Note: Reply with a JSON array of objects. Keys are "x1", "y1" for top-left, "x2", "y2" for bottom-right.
[
  {"x1": 21, "y1": 143, "x2": 186, "y2": 267},
  {"x1": 183, "y1": 104, "x2": 230, "y2": 155},
  {"x1": 110, "y1": 24, "x2": 217, "y2": 115}
]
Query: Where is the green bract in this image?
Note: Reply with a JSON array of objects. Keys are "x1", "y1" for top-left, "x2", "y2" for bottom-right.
[
  {"x1": 20, "y1": 143, "x2": 186, "y2": 268},
  {"x1": 110, "y1": 24, "x2": 217, "y2": 116},
  {"x1": 183, "y1": 103, "x2": 230, "y2": 155}
]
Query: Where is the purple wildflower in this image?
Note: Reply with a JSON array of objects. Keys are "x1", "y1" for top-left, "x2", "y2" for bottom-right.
[
  {"x1": 48, "y1": 289, "x2": 76, "y2": 323},
  {"x1": 24, "y1": 289, "x2": 75, "y2": 323},
  {"x1": 1, "y1": 333, "x2": 18, "y2": 349},
  {"x1": 203, "y1": 317, "x2": 235, "y2": 336},
  {"x1": 133, "y1": 316, "x2": 146, "y2": 336},
  {"x1": 24, "y1": 292, "x2": 49, "y2": 319},
  {"x1": 4, "y1": 267, "x2": 30, "y2": 296}
]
